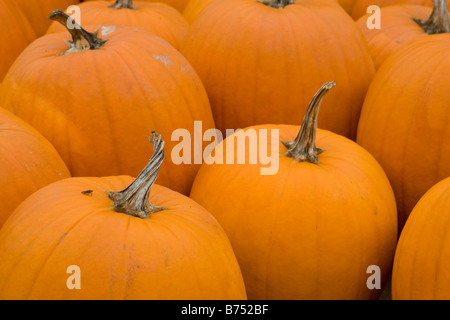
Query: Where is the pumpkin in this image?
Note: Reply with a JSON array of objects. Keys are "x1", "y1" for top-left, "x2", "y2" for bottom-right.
[
  {"x1": 180, "y1": 0, "x2": 375, "y2": 140},
  {"x1": 350, "y1": 0, "x2": 448, "y2": 20},
  {"x1": 0, "y1": 108, "x2": 71, "y2": 228},
  {"x1": 335, "y1": 0, "x2": 358, "y2": 13},
  {"x1": 47, "y1": 0, "x2": 189, "y2": 49},
  {"x1": 0, "y1": 10, "x2": 215, "y2": 196},
  {"x1": 4, "y1": 0, "x2": 79, "y2": 36},
  {"x1": 356, "y1": 33, "x2": 450, "y2": 231},
  {"x1": 391, "y1": 177, "x2": 450, "y2": 300},
  {"x1": 356, "y1": 0, "x2": 449, "y2": 69},
  {"x1": 190, "y1": 82, "x2": 398, "y2": 300},
  {"x1": 182, "y1": 0, "x2": 214, "y2": 24},
  {"x1": 81, "y1": 0, "x2": 190, "y2": 12},
  {"x1": 0, "y1": 0, "x2": 36, "y2": 81},
  {"x1": 0, "y1": 132, "x2": 247, "y2": 300}
]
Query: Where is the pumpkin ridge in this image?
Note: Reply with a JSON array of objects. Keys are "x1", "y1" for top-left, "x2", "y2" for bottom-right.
[
  {"x1": 19, "y1": 202, "x2": 110, "y2": 299},
  {"x1": 24, "y1": 199, "x2": 144, "y2": 299},
  {"x1": 89, "y1": 50, "x2": 121, "y2": 174},
  {"x1": 216, "y1": 3, "x2": 259, "y2": 131},
  {"x1": 397, "y1": 46, "x2": 449, "y2": 224}
]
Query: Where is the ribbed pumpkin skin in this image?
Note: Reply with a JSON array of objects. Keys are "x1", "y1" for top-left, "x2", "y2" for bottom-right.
[
  {"x1": 0, "y1": 108, "x2": 70, "y2": 228},
  {"x1": 0, "y1": 0, "x2": 36, "y2": 81},
  {"x1": 356, "y1": 5, "x2": 431, "y2": 70},
  {"x1": 392, "y1": 177, "x2": 450, "y2": 300},
  {"x1": 182, "y1": 0, "x2": 213, "y2": 24},
  {"x1": 0, "y1": 26, "x2": 215, "y2": 196},
  {"x1": 0, "y1": 177, "x2": 247, "y2": 300},
  {"x1": 180, "y1": 0, "x2": 375, "y2": 140},
  {"x1": 5, "y1": 0, "x2": 79, "y2": 36},
  {"x1": 47, "y1": 1, "x2": 189, "y2": 49},
  {"x1": 82, "y1": 0, "x2": 190, "y2": 12},
  {"x1": 351, "y1": 0, "x2": 439, "y2": 19},
  {"x1": 356, "y1": 35, "x2": 450, "y2": 231},
  {"x1": 335, "y1": 0, "x2": 357, "y2": 13},
  {"x1": 190, "y1": 124, "x2": 398, "y2": 300}
]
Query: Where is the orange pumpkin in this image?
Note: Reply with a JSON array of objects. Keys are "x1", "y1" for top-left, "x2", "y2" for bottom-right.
[
  {"x1": 180, "y1": 0, "x2": 375, "y2": 140},
  {"x1": 182, "y1": 0, "x2": 214, "y2": 24},
  {"x1": 0, "y1": 10, "x2": 215, "y2": 196},
  {"x1": 350, "y1": 0, "x2": 448, "y2": 19},
  {"x1": 356, "y1": 5, "x2": 430, "y2": 70},
  {"x1": 0, "y1": 0, "x2": 36, "y2": 81},
  {"x1": 81, "y1": 0, "x2": 190, "y2": 12},
  {"x1": 190, "y1": 82, "x2": 398, "y2": 299},
  {"x1": 0, "y1": 132, "x2": 247, "y2": 300},
  {"x1": 335, "y1": 0, "x2": 358, "y2": 13},
  {"x1": 355, "y1": 0, "x2": 449, "y2": 69},
  {"x1": 356, "y1": 34, "x2": 450, "y2": 231},
  {"x1": 4, "y1": 0, "x2": 79, "y2": 36},
  {"x1": 47, "y1": 0, "x2": 189, "y2": 49},
  {"x1": 0, "y1": 108, "x2": 71, "y2": 228},
  {"x1": 391, "y1": 177, "x2": 450, "y2": 300}
]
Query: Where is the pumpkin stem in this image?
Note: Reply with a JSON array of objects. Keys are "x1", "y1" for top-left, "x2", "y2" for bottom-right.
[
  {"x1": 107, "y1": 132, "x2": 165, "y2": 219},
  {"x1": 414, "y1": 0, "x2": 450, "y2": 34},
  {"x1": 282, "y1": 81, "x2": 336, "y2": 164},
  {"x1": 48, "y1": 9, "x2": 108, "y2": 55},
  {"x1": 109, "y1": 0, "x2": 136, "y2": 10},
  {"x1": 257, "y1": 0, "x2": 294, "y2": 9}
]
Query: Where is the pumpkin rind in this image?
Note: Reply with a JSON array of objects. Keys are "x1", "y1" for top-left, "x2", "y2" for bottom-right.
[
  {"x1": 392, "y1": 177, "x2": 450, "y2": 300},
  {"x1": 0, "y1": 178, "x2": 247, "y2": 299},
  {"x1": 0, "y1": 108, "x2": 70, "y2": 228},
  {"x1": 182, "y1": 0, "x2": 214, "y2": 24},
  {"x1": 47, "y1": 1, "x2": 189, "y2": 49},
  {"x1": 0, "y1": 23, "x2": 215, "y2": 196},
  {"x1": 190, "y1": 84, "x2": 397, "y2": 299},
  {"x1": 81, "y1": 0, "x2": 190, "y2": 12},
  {"x1": 0, "y1": 0, "x2": 37, "y2": 81},
  {"x1": 4, "y1": 0, "x2": 79, "y2": 36},
  {"x1": 351, "y1": 0, "x2": 443, "y2": 19},
  {"x1": 356, "y1": 5, "x2": 432, "y2": 70},
  {"x1": 356, "y1": 34, "x2": 450, "y2": 231},
  {"x1": 0, "y1": 133, "x2": 246, "y2": 300},
  {"x1": 180, "y1": 0, "x2": 375, "y2": 140}
]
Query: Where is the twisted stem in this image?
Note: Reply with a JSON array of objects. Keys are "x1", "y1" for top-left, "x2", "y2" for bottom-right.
[{"x1": 107, "y1": 132, "x2": 165, "y2": 218}]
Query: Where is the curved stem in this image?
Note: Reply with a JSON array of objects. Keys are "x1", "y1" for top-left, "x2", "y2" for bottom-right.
[
  {"x1": 49, "y1": 9, "x2": 108, "y2": 55},
  {"x1": 414, "y1": 0, "x2": 450, "y2": 34},
  {"x1": 109, "y1": 0, "x2": 136, "y2": 10},
  {"x1": 257, "y1": 0, "x2": 294, "y2": 9},
  {"x1": 107, "y1": 132, "x2": 165, "y2": 218},
  {"x1": 282, "y1": 81, "x2": 336, "y2": 164}
]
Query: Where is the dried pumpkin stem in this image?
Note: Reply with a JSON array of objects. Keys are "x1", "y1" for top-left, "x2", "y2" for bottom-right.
[
  {"x1": 109, "y1": 0, "x2": 136, "y2": 10},
  {"x1": 414, "y1": 0, "x2": 450, "y2": 34},
  {"x1": 48, "y1": 9, "x2": 108, "y2": 55},
  {"x1": 107, "y1": 132, "x2": 165, "y2": 218},
  {"x1": 282, "y1": 81, "x2": 336, "y2": 164},
  {"x1": 257, "y1": 0, "x2": 294, "y2": 9}
]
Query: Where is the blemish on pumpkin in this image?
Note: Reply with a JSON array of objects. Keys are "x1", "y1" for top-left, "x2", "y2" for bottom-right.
[
  {"x1": 58, "y1": 232, "x2": 69, "y2": 245},
  {"x1": 153, "y1": 53, "x2": 174, "y2": 66},
  {"x1": 81, "y1": 190, "x2": 94, "y2": 196},
  {"x1": 101, "y1": 25, "x2": 116, "y2": 37}
]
